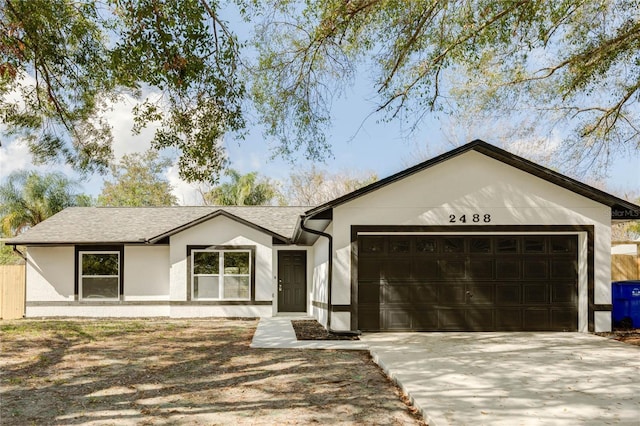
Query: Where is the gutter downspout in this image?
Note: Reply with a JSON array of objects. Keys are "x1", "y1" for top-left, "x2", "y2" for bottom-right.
[
  {"x1": 299, "y1": 215, "x2": 333, "y2": 331},
  {"x1": 11, "y1": 245, "x2": 26, "y2": 261}
]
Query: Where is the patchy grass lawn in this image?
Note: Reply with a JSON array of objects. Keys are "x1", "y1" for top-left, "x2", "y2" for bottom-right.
[{"x1": 0, "y1": 318, "x2": 424, "y2": 425}]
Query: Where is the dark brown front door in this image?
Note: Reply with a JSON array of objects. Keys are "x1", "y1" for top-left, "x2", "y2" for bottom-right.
[
  {"x1": 358, "y1": 234, "x2": 578, "y2": 331},
  {"x1": 278, "y1": 251, "x2": 307, "y2": 312}
]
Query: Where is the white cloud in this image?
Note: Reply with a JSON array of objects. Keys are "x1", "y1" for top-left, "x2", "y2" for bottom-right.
[
  {"x1": 104, "y1": 92, "x2": 162, "y2": 159},
  {"x1": 166, "y1": 162, "x2": 204, "y2": 206},
  {"x1": 0, "y1": 139, "x2": 32, "y2": 179}
]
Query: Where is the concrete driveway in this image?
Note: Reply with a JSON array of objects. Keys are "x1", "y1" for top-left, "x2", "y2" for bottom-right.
[{"x1": 361, "y1": 332, "x2": 640, "y2": 425}]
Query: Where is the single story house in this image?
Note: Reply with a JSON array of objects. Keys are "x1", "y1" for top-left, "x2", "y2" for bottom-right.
[{"x1": 8, "y1": 140, "x2": 640, "y2": 333}]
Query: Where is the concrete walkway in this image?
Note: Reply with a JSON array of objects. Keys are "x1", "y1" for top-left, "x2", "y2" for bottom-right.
[{"x1": 251, "y1": 318, "x2": 640, "y2": 425}]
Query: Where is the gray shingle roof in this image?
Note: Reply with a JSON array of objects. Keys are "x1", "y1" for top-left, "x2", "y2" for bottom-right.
[{"x1": 6, "y1": 206, "x2": 310, "y2": 245}]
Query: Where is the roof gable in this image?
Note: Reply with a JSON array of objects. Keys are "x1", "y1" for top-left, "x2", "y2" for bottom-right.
[{"x1": 304, "y1": 139, "x2": 640, "y2": 220}]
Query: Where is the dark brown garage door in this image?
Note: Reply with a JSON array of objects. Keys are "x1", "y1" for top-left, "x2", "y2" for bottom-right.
[{"x1": 357, "y1": 234, "x2": 578, "y2": 331}]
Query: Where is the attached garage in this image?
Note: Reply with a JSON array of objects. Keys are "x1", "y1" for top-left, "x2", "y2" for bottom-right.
[
  {"x1": 357, "y1": 234, "x2": 578, "y2": 331},
  {"x1": 300, "y1": 140, "x2": 640, "y2": 333}
]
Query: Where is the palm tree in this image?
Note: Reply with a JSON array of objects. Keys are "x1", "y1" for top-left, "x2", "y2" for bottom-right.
[
  {"x1": 0, "y1": 170, "x2": 91, "y2": 236},
  {"x1": 204, "y1": 169, "x2": 278, "y2": 206}
]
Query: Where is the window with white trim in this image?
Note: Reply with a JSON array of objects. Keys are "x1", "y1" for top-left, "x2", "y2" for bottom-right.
[
  {"x1": 79, "y1": 251, "x2": 120, "y2": 300},
  {"x1": 192, "y1": 250, "x2": 251, "y2": 300}
]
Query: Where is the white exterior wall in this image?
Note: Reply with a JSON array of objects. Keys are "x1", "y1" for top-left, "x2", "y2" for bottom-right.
[
  {"x1": 25, "y1": 245, "x2": 173, "y2": 317},
  {"x1": 309, "y1": 224, "x2": 331, "y2": 327},
  {"x1": 26, "y1": 246, "x2": 75, "y2": 302},
  {"x1": 168, "y1": 215, "x2": 274, "y2": 317},
  {"x1": 124, "y1": 245, "x2": 170, "y2": 301},
  {"x1": 330, "y1": 151, "x2": 612, "y2": 332}
]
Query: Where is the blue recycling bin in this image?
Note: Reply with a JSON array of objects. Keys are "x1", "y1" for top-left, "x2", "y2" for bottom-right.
[{"x1": 612, "y1": 281, "x2": 640, "y2": 329}]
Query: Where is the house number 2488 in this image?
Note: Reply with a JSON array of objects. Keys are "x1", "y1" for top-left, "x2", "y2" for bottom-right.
[{"x1": 449, "y1": 214, "x2": 491, "y2": 223}]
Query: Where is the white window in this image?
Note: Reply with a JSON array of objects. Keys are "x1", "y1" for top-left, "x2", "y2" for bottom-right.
[
  {"x1": 79, "y1": 251, "x2": 120, "y2": 300},
  {"x1": 192, "y1": 250, "x2": 251, "y2": 300}
]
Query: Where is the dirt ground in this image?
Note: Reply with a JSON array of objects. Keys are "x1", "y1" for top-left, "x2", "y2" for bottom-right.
[{"x1": 0, "y1": 318, "x2": 425, "y2": 426}]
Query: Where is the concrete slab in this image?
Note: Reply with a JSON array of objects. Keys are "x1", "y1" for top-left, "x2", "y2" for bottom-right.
[
  {"x1": 361, "y1": 332, "x2": 640, "y2": 426},
  {"x1": 250, "y1": 316, "x2": 368, "y2": 350}
]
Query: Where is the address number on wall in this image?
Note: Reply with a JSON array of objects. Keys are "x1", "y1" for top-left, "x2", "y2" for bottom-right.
[{"x1": 449, "y1": 214, "x2": 492, "y2": 223}]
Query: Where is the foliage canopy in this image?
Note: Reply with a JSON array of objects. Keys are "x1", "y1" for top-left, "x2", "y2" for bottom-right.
[
  {"x1": 1, "y1": 0, "x2": 244, "y2": 182},
  {"x1": 97, "y1": 150, "x2": 177, "y2": 206},
  {"x1": 252, "y1": 0, "x2": 640, "y2": 171},
  {"x1": 203, "y1": 169, "x2": 278, "y2": 205},
  {"x1": 0, "y1": 170, "x2": 90, "y2": 236}
]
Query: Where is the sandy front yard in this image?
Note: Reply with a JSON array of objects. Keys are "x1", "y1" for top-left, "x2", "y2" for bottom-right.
[{"x1": 0, "y1": 318, "x2": 424, "y2": 425}]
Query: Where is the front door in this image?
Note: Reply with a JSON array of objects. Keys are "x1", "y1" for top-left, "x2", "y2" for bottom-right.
[{"x1": 278, "y1": 251, "x2": 307, "y2": 312}]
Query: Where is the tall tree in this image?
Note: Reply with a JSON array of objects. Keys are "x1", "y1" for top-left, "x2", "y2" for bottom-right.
[
  {"x1": 97, "y1": 150, "x2": 177, "y2": 206},
  {"x1": 0, "y1": 170, "x2": 90, "y2": 236},
  {"x1": 284, "y1": 166, "x2": 377, "y2": 206},
  {"x1": 252, "y1": 0, "x2": 640, "y2": 172},
  {"x1": 204, "y1": 169, "x2": 278, "y2": 206},
  {"x1": 0, "y1": 0, "x2": 244, "y2": 182}
]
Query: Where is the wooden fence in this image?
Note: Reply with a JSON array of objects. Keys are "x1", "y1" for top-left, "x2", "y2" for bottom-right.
[
  {"x1": 0, "y1": 264, "x2": 25, "y2": 320},
  {"x1": 611, "y1": 241, "x2": 640, "y2": 282}
]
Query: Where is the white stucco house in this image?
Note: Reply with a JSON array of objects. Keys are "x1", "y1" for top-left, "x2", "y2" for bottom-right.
[{"x1": 8, "y1": 140, "x2": 640, "y2": 333}]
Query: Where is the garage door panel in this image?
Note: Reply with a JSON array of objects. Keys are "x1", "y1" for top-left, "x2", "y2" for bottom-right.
[
  {"x1": 496, "y1": 284, "x2": 521, "y2": 305},
  {"x1": 415, "y1": 237, "x2": 438, "y2": 253},
  {"x1": 388, "y1": 237, "x2": 411, "y2": 254},
  {"x1": 466, "y1": 309, "x2": 495, "y2": 330},
  {"x1": 551, "y1": 309, "x2": 577, "y2": 330},
  {"x1": 440, "y1": 260, "x2": 466, "y2": 278},
  {"x1": 523, "y1": 309, "x2": 550, "y2": 330},
  {"x1": 523, "y1": 260, "x2": 548, "y2": 279},
  {"x1": 413, "y1": 309, "x2": 438, "y2": 329},
  {"x1": 496, "y1": 260, "x2": 520, "y2": 279},
  {"x1": 523, "y1": 237, "x2": 546, "y2": 253},
  {"x1": 496, "y1": 237, "x2": 519, "y2": 253},
  {"x1": 358, "y1": 306, "x2": 380, "y2": 330},
  {"x1": 551, "y1": 282, "x2": 577, "y2": 303},
  {"x1": 385, "y1": 260, "x2": 412, "y2": 280},
  {"x1": 551, "y1": 260, "x2": 577, "y2": 279},
  {"x1": 383, "y1": 284, "x2": 412, "y2": 303},
  {"x1": 383, "y1": 308, "x2": 412, "y2": 330},
  {"x1": 413, "y1": 260, "x2": 438, "y2": 279},
  {"x1": 523, "y1": 283, "x2": 549, "y2": 304},
  {"x1": 359, "y1": 236, "x2": 386, "y2": 254},
  {"x1": 470, "y1": 237, "x2": 493, "y2": 254},
  {"x1": 358, "y1": 234, "x2": 578, "y2": 332},
  {"x1": 439, "y1": 284, "x2": 466, "y2": 304},
  {"x1": 443, "y1": 238, "x2": 465, "y2": 253},
  {"x1": 412, "y1": 285, "x2": 438, "y2": 303},
  {"x1": 466, "y1": 284, "x2": 495, "y2": 305},
  {"x1": 495, "y1": 309, "x2": 523, "y2": 330},
  {"x1": 469, "y1": 260, "x2": 494, "y2": 279},
  {"x1": 358, "y1": 282, "x2": 380, "y2": 304},
  {"x1": 359, "y1": 259, "x2": 382, "y2": 280},
  {"x1": 550, "y1": 236, "x2": 575, "y2": 253},
  {"x1": 438, "y1": 309, "x2": 467, "y2": 329}
]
